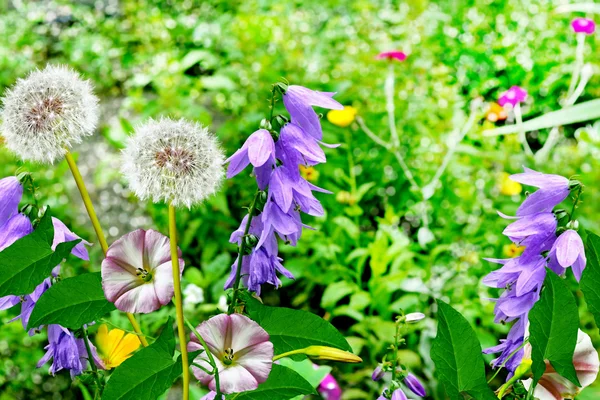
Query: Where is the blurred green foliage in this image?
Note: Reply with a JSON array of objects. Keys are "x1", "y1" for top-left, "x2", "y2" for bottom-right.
[{"x1": 1, "y1": 0, "x2": 600, "y2": 399}]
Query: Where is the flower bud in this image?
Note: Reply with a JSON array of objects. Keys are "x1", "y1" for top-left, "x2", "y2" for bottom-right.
[
  {"x1": 301, "y1": 346, "x2": 362, "y2": 363},
  {"x1": 404, "y1": 373, "x2": 426, "y2": 397},
  {"x1": 372, "y1": 365, "x2": 386, "y2": 381},
  {"x1": 259, "y1": 118, "x2": 272, "y2": 131},
  {"x1": 391, "y1": 388, "x2": 407, "y2": 400},
  {"x1": 405, "y1": 312, "x2": 426, "y2": 323}
]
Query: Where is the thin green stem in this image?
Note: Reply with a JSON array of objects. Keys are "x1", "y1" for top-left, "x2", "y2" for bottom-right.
[
  {"x1": 273, "y1": 349, "x2": 306, "y2": 361},
  {"x1": 168, "y1": 204, "x2": 189, "y2": 400},
  {"x1": 81, "y1": 327, "x2": 102, "y2": 399},
  {"x1": 228, "y1": 191, "x2": 261, "y2": 314},
  {"x1": 569, "y1": 185, "x2": 583, "y2": 222},
  {"x1": 487, "y1": 339, "x2": 529, "y2": 384},
  {"x1": 268, "y1": 87, "x2": 278, "y2": 121},
  {"x1": 185, "y1": 317, "x2": 222, "y2": 397},
  {"x1": 390, "y1": 318, "x2": 402, "y2": 382}
]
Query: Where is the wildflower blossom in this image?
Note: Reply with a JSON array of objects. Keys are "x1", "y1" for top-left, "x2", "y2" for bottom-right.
[
  {"x1": 376, "y1": 51, "x2": 408, "y2": 62},
  {"x1": 95, "y1": 324, "x2": 141, "y2": 369},
  {"x1": 391, "y1": 388, "x2": 408, "y2": 400},
  {"x1": 327, "y1": 106, "x2": 357, "y2": 128},
  {"x1": 1, "y1": 65, "x2": 99, "y2": 164},
  {"x1": 37, "y1": 324, "x2": 102, "y2": 378},
  {"x1": 224, "y1": 84, "x2": 341, "y2": 292},
  {"x1": 187, "y1": 314, "x2": 273, "y2": 394},
  {"x1": 404, "y1": 373, "x2": 426, "y2": 397},
  {"x1": 300, "y1": 165, "x2": 319, "y2": 181},
  {"x1": 571, "y1": 18, "x2": 596, "y2": 35},
  {"x1": 549, "y1": 229, "x2": 586, "y2": 281},
  {"x1": 499, "y1": 172, "x2": 522, "y2": 196},
  {"x1": 122, "y1": 117, "x2": 225, "y2": 208},
  {"x1": 522, "y1": 329, "x2": 599, "y2": 399},
  {"x1": 318, "y1": 373, "x2": 342, "y2": 400},
  {"x1": 101, "y1": 229, "x2": 184, "y2": 313},
  {"x1": 51, "y1": 217, "x2": 91, "y2": 261},
  {"x1": 509, "y1": 168, "x2": 570, "y2": 216},
  {"x1": 498, "y1": 86, "x2": 528, "y2": 108},
  {"x1": 372, "y1": 365, "x2": 385, "y2": 381},
  {"x1": 486, "y1": 102, "x2": 508, "y2": 122}
]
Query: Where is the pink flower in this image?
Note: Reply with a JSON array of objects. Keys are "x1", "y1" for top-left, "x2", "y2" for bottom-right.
[
  {"x1": 523, "y1": 329, "x2": 599, "y2": 399},
  {"x1": 318, "y1": 373, "x2": 342, "y2": 400},
  {"x1": 188, "y1": 314, "x2": 274, "y2": 394},
  {"x1": 376, "y1": 51, "x2": 407, "y2": 62},
  {"x1": 101, "y1": 229, "x2": 183, "y2": 313},
  {"x1": 571, "y1": 18, "x2": 596, "y2": 35},
  {"x1": 498, "y1": 86, "x2": 528, "y2": 107}
]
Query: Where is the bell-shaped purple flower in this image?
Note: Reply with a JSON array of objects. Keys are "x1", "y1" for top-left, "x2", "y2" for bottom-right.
[
  {"x1": 498, "y1": 86, "x2": 528, "y2": 107},
  {"x1": 225, "y1": 129, "x2": 276, "y2": 178},
  {"x1": 484, "y1": 318, "x2": 527, "y2": 372},
  {"x1": 372, "y1": 365, "x2": 385, "y2": 381},
  {"x1": 550, "y1": 229, "x2": 587, "y2": 281},
  {"x1": 391, "y1": 388, "x2": 408, "y2": 400},
  {"x1": 0, "y1": 176, "x2": 23, "y2": 226},
  {"x1": 37, "y1": 324, "x2": 102, "y2": 378},
  {"x1": 279, "y1": 122, "x2": 326, "y2": 165},
  {"x1": 494, "y1": 287, "x2": 539, "y2": 322},
  {"x1": 572, "y1": 18, "x2": 596, "y2": 35},
  {"x1": 509, "y1": 168, "x2": 570, "y2": 216},
  {"x1": 404, "y1": 373, "x2": 426, "y2": 397},
  {"x1": 282, "y1": 85, "x2": 343, "y2": 141},
  {"x1": 501, "y1": 212, "x2": 557, "y2": 247}
]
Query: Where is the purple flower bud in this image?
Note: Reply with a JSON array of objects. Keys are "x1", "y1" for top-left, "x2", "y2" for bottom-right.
[
  {"x1": 404, "y1": 373, "x2": 426, "y2": 397},
  {"x1": 0, "y1": 176, "x2": 23, "y2": 227},
  {"x1": 391, "y1": 388, "x2": 408, "y2": 400},
  {"x1": 372, "y1": 365, "x2": 386, "y2": 381},
  {"x1": 550, "y1": 229, "x2": 586, "y2": 281},
  {"x1": 572, "y1": 18, "x2": 596, "y2": 35}
]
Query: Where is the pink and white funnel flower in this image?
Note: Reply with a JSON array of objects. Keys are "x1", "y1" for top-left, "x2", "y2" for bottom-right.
[
  {"x1": 101, "y1": 229, "x2": 184, "y2": 313},
  {"x1": 188, "y1": 314, "x2": 274, "y2": 394}
]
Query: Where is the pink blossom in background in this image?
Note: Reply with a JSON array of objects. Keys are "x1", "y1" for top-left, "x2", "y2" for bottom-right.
[
  {"x1": 376, "y1": 51, "x2": 407, "y2": 62},
  {"x1": 571, "y1": 18, "x2": 596, "y2": 35},
  {"x1": 498, "y1": 86, "x2": 528, "y2": 107},
  {"x1": 318, "y1": 373, "x2": 342, "y2": 400}
]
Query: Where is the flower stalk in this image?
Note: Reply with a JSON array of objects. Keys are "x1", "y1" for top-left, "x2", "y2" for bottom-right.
[
  {"x1": 184, "y1": 317, "x2": 222, "y2": 397},
  {"x1": 168, "y1": 204, "x2": 190, "y2": 400},
  {"x1": 81, "y1": 326, "x2": 103, "y2": 399},
  {"x1": 64, "y1": 151, "x2": 149, "y2": 347}
]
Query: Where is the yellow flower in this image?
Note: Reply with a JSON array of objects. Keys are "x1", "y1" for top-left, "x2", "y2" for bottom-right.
[
  {"x1": 300, "y1": 165, "x2": 319, "y2": 182},
  {"x1": 503, "y1": 243, "x2": 525, "y2": 258},
  {"x1": 327, "y1": 106, "x2": 357, "y2": 128},
  {"x1": 95, "y1": 324, "x2": 141, "y2": 369},
  {"x1": 498, "y1": 172, "x2": 522, "y2": 195},
  {"x1": 486, "y1": 102, "x2": 507, "y2": 122}
]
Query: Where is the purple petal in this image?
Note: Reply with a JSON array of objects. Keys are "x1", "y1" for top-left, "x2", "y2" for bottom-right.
[
  {"x1": 269, "y1": 168, "x2": 294, "y2": 213},
  {"x1": 246, "y1": 129, "x2": 275, "y2": 168},
  {"x1": 510, "y1": 168, "x2": 569, "y2": 190},
  {"x1": 286, "y1": 85, "x2": 343, "y2": 110},
  {"x1": 391, "y1": 388, "x2": 408, "y2": 400},
  {"x1": 0, "y1": 176, "x2": 23, "y2": 227},
  {"x1": 280, "y1": 123, "x2": 326, "y2": 164},
  {"x1": 51, "y1": 217, "x2": 92, "y2": 261},
  {"x1": 554, "y1": 230, "x2": 585, "y2": 268},
  {"x1": 0, "y1": 295, "x2": 20, "y2": 310},
  {"x1": 516, "y1": 188, "x2": 570, "y2": 216},
  {"x1": 404, "y1": 373, "x2": 426, "y2": 397},
  {"x1": 225, "y1": 148, "x2": 250, "y2": 178},
  {"x1": 0, "y1": 213, "x2": 33, "y2": 251}
]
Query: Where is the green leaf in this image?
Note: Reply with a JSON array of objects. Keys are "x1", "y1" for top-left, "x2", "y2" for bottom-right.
[
  {"x1": 0, "y1": 211, "x2": 80, "y2": 297},
  {"x1": 226, "y1": 364, "x2": 315, "y2": 400},
  {"x1": 102, "y1": 318, "x2": 182, "y2": 400},
  {"x1": 483, "y1": 99, "x2": 600, "y2": 136},
  {"x1": 582, "y1": 232, "x2": 600, "y2": 333},
  {"x1": 529, "y1": 270, "x2": 580, "y2": 386},
  {"x1": 278, "y1": 357, "x2": 331, "y2": 389},
  {"x1": 241, "y1": 292, "x2": 352, "y2": 357},
  {"x1": 27, "y1": 272, "x2": 116, "y2": 330},
  {"x1": 431, "y1": 300, "x2": 496, "y2": 400}
]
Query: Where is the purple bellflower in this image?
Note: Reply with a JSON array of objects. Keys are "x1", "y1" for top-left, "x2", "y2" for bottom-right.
[
  {"x1": 404, "y1": 373, "x2": 426, "y2": 397},
  {"x1": 225, "y1": 84, "x2": 342, "y2": 293}
]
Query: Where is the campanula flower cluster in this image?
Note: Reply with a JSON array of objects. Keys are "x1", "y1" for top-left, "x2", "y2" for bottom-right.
[
  {"x1": 483, "y1": 167, "x2": 585, "y2": 375},
  {"x1": 224, "y1": 85, "x2": 343, "y2": 293}
]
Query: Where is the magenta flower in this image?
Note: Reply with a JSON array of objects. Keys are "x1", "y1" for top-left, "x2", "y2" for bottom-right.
[
  {"x1": 101, "y1": 229, "x2": 184, "y2": 313},
  {"x1": 318, "y1": 373, "x2": 342, "y2": 400},
  {"x1": 572, "y1": 18, "x2": 596, "y2": 35},
  {"x1": 498, "y1": 86, "x2": 528, "y2": 107},
  {"x1": 187, "y1": 314, "x2": 274, "y2": 394},
  {"x1": 376, "y1": 51, "x2": 408, "y2": 62}
]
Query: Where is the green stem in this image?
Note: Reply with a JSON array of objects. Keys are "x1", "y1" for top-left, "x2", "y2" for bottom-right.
[
  {"x1": 272, "y1": 349, "x2": 306, "y2": 361},
  {"x1": 569, "y1": 185, "x2": 583, "y2": 222},
  {"x1": 268, "y1": 87, "x2": 278, "y2": 121},
  {"x1": 390, "y1": 318, "x2": 402, "y2": 382},
  {"x1": 185, "y1": 317, "x2": 222, "y2": 398},
  {"x1": 487, "y1": 339, "x2": 529, "y2": 384},
  {"x1": 81, "y1": 327, "x2": 102, "y2": 398},
  {"x1": 228, "y1": 191, "x2": 261, "y2": 314}
]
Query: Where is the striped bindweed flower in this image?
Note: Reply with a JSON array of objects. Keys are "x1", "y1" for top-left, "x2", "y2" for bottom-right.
[
  {"x1": 1, "y1": 65, "x2": 99, "y2": 164},
  {"x1": 122, "y1": 117, "x2": 225, "y2": 208},
  {"x1": 101, "y1": 229, "x2": 184, "y2": 313},
  {"x1": 187, "y1": 313, "x2": 274, "y2": 394}
]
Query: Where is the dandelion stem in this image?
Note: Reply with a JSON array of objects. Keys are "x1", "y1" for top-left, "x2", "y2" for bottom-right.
[
  {"x1": 168, "y1": 204, "x2": 190, "y2": 400},
  {"x1": 64, "y1": 151, "x2": 149, "y2": 347},
  {"x1": 185, "y1": 317, "x2": 222, "y2": 397},
  {"x1": 228, "y1": 191, "x2": 261, "y2": 314}
]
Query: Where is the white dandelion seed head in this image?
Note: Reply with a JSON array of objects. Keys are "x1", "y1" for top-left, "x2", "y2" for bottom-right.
[
  {"x1": 1, "y1": 65, "x2": 99, "y2": 164},
  {"x1": 122, "y1": 117, "x2": 225, "y2": 208}
]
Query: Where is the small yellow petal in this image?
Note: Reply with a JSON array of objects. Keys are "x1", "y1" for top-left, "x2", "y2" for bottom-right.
[
  {"x1": 327, "y1": 106, "x2": 357, "y2": 128},
  {"x1": 499, "y1": 172, "x2": 522, "y2": 196}
]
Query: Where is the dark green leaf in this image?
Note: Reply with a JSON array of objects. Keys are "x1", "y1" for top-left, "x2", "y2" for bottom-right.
[
  {"x1": 582, "y1": 232, "x2": 600, "y2": 333},
  {"x1": 102, "y1": 318, "x2": 182, "y2": 400},
  {"x1": 27, "y1": 272, "x2": 115, "y2": 330},
  {"x1": 226, "y1": 364, "x2": 315, "y2": 400},
  {"x1": 242, "y1": 292, "x2": 352, "y2": 357},
  {"x1": 431, "y1": 300, "x2": 496, "y2": 400},
  {"x1": 529, "y1": 270, "x2": 580, "y2": 386},
  {"x1": 0, "y1": 211, "x2": 80, "y2": 297}
]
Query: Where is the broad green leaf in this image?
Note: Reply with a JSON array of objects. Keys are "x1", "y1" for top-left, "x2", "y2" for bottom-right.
[
  {"x1": 102, "y1": 318, "x2": 181, "y2": 400},
  {"x1": 582, "y1": 232, "x2": 600, "y2": 332},
  {"x1": 0, "y1": 211, "x2": 80, "y2": 297},
  {"x1": 278, "y1": 357, "x2": 331, "y2": 389},
  {"x1": 27, "y1": 272, "x2": 116, "y2": 330},
  {"x1": 431, "y1": 300, "x2": 496, "y2": 400},
  {"x1": 242, "y1": 292, "x2": 352, "y2": 356},
  {"x1": 529, "y1": 270, "x2": 580, "y2": 386},
  {"x1": 226, "y1": 364, "x2": 315, "y2": 400},
  {"x1": 483, "y1": 99, "x2": 600, "y2": 136}
]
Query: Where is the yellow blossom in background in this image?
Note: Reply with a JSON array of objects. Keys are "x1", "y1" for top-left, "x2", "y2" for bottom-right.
[
  {"x1": 498, "y1": 172, "x2": 522, "y2": 195},
  {"x1": 486, "y1": 102, "x2": 507, "y2": 122},
  {"x1": 96, "y1": 324, "x2": 141, "y2": 369},
  {"x1": 503, "y1": 243, "x2": 525, "y2": 258},
  {"x1": 327, "y1": 106, "x2": 357, "y2": 127},
  {"x1": 300, "y1": 165, "x2": 319, "y2": 181}
]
